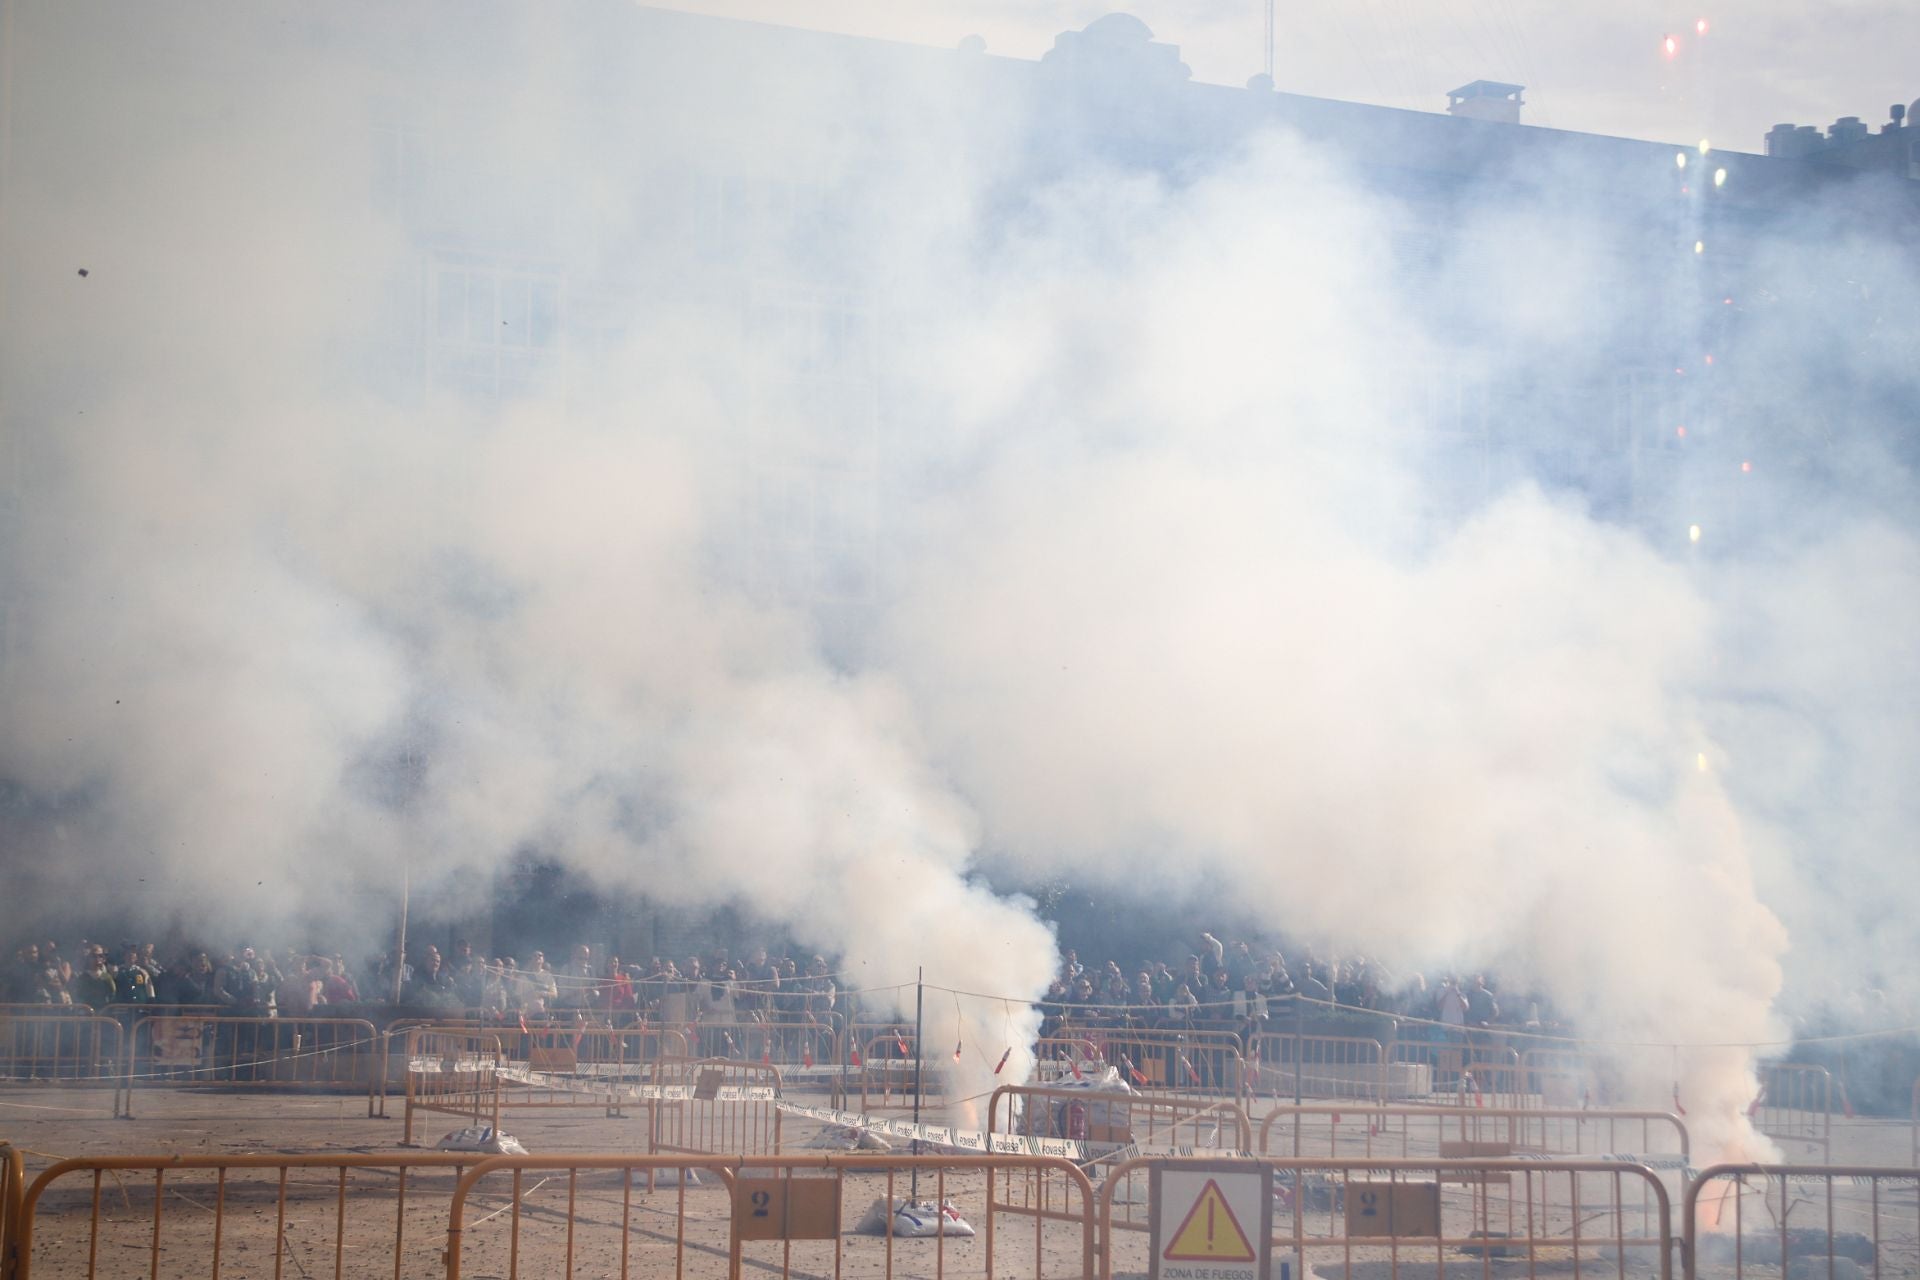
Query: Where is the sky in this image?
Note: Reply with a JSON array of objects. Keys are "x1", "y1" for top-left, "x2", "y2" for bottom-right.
[{"x1": 656, "y1": 0, "x2": 1920, "y2": 151}]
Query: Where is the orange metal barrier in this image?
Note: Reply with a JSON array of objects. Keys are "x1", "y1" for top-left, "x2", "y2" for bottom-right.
[
  {"x1": 677, "y1": 1014, "x2": 843, "y2": 1069},
  {"x1": 0, "y1": 1014, "x2": 126, "y2": 1109},
  {"x1": 1258, "y1": 1102, "x2": 1690, "y2": 1169},
  {"x1": 1097, "y1": 1156, "x2": 1674, "y2": 1280},
  {"x1": 1248, "y1": 1032, "x2": 1387, "y2": 1102},
  {"x1": 1520, "y1": 1047, "x2": 1598, "y2": 1106},
  {"x1": 12, "y1": 1151, "x2": 487, "y2": 1280},
  {"x1": 988, "y1": 1082, "x2": 1252, "y2": 1155},
  {"x1": 2, "y1": 1141, "x2": 22, "y2": 1280},
  {"x1": 1683, "y1": 1164, "x2": 1919, "y2": 1280},
  {"x1": 1389, "y1": 1037, "x2": 1526, "y2": 1106},
  {"x1": 856, "y1": 1033, "x2": 927, "y2": 1112},
  {"x1": 1061, "y1": 1027, "x2": 1248, "y2": 1099},
  {"x1": 124, "y1": 1014, "x2": 382, "y2": 1117},
  {"x1": 443, "y1": 1152, "x2": 1097, "y2": 1280},
  {"x1": 651, "y1": 1057, "x2": 784, "y2": 1157},
  {"x1": 1754, "y1": 1062, "x2": 1834, "y2": 1161},
  {"x1": 401, "y1": 1028, "x2": 506, "y2": 1145}
]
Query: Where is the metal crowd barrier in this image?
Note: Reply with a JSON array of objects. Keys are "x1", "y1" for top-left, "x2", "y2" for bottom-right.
[
  {"x1": 1389, "y1": 1037, "x2": 1526, "y2": 1106},
  {"x1": 1059, "y1": 1027, "x2": 1248, "y2": 1099},
  {"x1": 0, "y1": 1014, "x2": 126, "y2": 1111},
  {"x1": 987, "y1": 1082, "x2": 1252, "y2": 1156},
  {"x1": 678, "y1": 1017, "x2": 839, "y2": 1068},
  {"x1": 443, "y1": 1152, "x2": 1097, "y2": 1280},
  {"x1": 1097, "y1": 1156, "x2": 1675, "y2": 1280},
  {"x1": 123, "y1": 1014, "x2": 382, "y2": 1117},
  {"x1": 651, "y1": 1057, "x2": 784, "y2": 1157},
  {"x1": 10, "y1": 1152, "x2": 486, "y2": 1280},
  {"x1": 1521, "y1": 1047, "x2": 1597, "y2": 1106},
  {"x1": 1247, "y1": 1032, "x2": 1388, "y2": 1102},
  {"x1": 401, "y1": 1028, "x2": 506, "y2": 1145},
  {"x1": 1683, "y1": 1164, "x2": 1918, "y2": 1280},
  {"x1": 1257, "y1": 1102, "x2": 1691, "y2": 1169},
  {"x1": 1, "y1": 1141, "x2": 22, "y2": 1280},
  {"x1": 1754, "y1": 1062, "x2": 1834, "y2": 1161},
  {"x1": 856, "y1": 1032, "x2": 927, "y2": 1112}
]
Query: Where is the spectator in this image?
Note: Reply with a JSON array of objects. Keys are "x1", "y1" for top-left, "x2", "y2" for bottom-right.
[
  {"x1": 318, "y1": 957, "x2": 359, "y2": 1004},
  {"x1": 72, "y1": 947, "x2": 117, "y2": 1007},
  {"x1": 277, "y1": 960, "x2": 325, "y2": 1015},
  {"x1": 450, "y1": 940, "x2": 488, "y2": 1008},
  {"x1": 115, "y1": 945, "x2": 155, "y2": 1006},
  {"x1": 603, "y1": 956, "x2": 637, "y2": 1017},
  {"x1": 402, "y1": 949, "x2": 458, "y2": 1008},
  {"x1": 5, "y1": 944, "x2": 40, "y2": 1002},
  {"x1": 554, "y1": 944, "x2": 597, "y2": 1011},
  {"x1": 154, "y1": 955, "x2": 207, "y2": 1009},
  {"x1": 1466, "y1": 974, "x2": 1499, "y2": 1027}
]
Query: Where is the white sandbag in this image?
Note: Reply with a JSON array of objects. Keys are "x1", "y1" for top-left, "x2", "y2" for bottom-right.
[
  {"x1": 806, "y1": 1124, "x2": 892, "y2": 1152},
  {"x1": 435, "y1": 1126, "x2": 528, "y2": 1155},
  {"x1": 854, "y1": 1197, "x2": 976, "y2": 1238}
]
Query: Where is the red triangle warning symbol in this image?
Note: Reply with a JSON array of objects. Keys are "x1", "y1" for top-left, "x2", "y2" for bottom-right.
[{"x1": 1164, "y1": 1178, "x2": 1257, "y2": 1262}]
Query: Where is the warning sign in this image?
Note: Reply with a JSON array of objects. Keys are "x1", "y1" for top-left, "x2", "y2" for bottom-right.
[
  {"x1": 1165, "y1": 1179, "x2": 1257, "y2": 1260},
  {"x1": 1151, "y1": 1162, "x2": 1272, "y2": 1280}
]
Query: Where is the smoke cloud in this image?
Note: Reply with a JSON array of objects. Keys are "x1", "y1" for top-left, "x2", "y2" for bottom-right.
[{"x1": 1, "y1": 2, "x2": 1914, "y2": 1149}]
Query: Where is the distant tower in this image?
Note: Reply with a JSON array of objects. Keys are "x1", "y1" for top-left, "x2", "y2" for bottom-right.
[{"x1": 1446, "y1": 81, "x2": 1526, "y2": 124}]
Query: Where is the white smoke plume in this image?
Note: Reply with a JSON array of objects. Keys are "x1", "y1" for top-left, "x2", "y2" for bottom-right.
[{"x1": 2, "y1": 3, "x2": 1914, "y2": 1149}]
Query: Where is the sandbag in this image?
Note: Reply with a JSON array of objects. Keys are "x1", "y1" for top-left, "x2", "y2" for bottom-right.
[
  {"x1": 854, "y1": 1197, "x2": 976, "y2": 1238},
  {"x1": 434, "y1": 1126, "x2": 528, "y2": 1155}
]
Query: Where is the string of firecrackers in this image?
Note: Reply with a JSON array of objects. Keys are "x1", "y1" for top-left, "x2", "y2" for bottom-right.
[{"x1": 916, "y1": 980, "x2": 1920, "y2": 1052}]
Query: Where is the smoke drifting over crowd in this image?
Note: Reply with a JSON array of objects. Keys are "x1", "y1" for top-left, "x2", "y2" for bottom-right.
[{"x1": 1, "y1": 2, "x2": 1914, "y2": 1149}]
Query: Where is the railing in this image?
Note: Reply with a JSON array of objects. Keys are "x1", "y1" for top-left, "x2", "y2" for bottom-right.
[
  {"x1": 400, "y1": 1028, "x2": 506, "y2": 1145},
  {"x1": 1683, "y1": 1164, "x2": 1919, "y2": 1280},
  {"x1": 0, "y1": 1014, "x2": 127, "y2": 1113},
  {"x1": 443, "y1": 1152, "x2": 1097, "y2": 1280},
  {"x1": 1388, "y1": 1037, "x2": 1526, "y2": 1107},
  {"x1": 123, "y1": 1014, "x2": 382, "y2": 1117},
  {"x1": 1247, "y1": 1032, "x2": 1387, "y2": 1102},
  {"x1": 1754, "y1": 1062, "x2": 1835, "y2": 1161},
  {"x1": 1, "y1": 1142, "x2": 22, "y2": 1280},
  {"x1": 1521, "y1": 1047, "x2": 1596, "y2": 1106},
  {"x1": 1257, "y1": 1102, "x2": 1690, "y2": 1170},
  {"x1": 11, "y1": 1152, "x2": 487, "y2": 1280},
  {"x1": 856, "y1": 1033, "x2": 927, "y2": 1112},
  {"x1": 988, "y1": 1082, "x2": 1252, "y2": 1155},
  {"x1": 1097, "y1": 1157, "x2": 1674, "y2": 1280},
  {"x1": 650, "y1": 1057, "x2": 784, "y2": 1157},
  {"x1": 1058, "y1": 1027, "x2": 1249, "y2": 1100}
]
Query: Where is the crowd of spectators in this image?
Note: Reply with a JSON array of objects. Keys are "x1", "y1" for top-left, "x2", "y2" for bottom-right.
[
  {"x1": 2, "y1": 935, "x2": 841, "y2": 1027},
  {"x1": 1035, "y1": 931, "x2": 1556, "y2": 1044},
  {"x1": 6, "y1": 927, "x2": 1561, "y2": 1047}
]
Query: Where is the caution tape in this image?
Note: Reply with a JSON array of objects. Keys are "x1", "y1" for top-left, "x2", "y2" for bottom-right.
[
  {"x1": 773, "y1": 1101, "x2": 1237, "y2": 1163},
  {"x1": 486, "y1": 1063, "x2": 777, "y2": 1101}
]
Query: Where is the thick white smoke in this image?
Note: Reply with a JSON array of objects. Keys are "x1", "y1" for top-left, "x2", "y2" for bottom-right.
[{"x1": 2, "y1": 4, "x2": 1913, "y2": 1148}]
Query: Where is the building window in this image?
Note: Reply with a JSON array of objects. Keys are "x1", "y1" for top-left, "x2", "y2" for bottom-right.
[{"x1": 428, "y1": 261, "x2": 562, "y2": 397}]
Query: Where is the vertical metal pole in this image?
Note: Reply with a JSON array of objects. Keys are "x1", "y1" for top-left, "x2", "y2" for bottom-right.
[
  {"x1": 1265, "y1": 0, "x2": 1275, "y2": 80},
  {"x1": 1294, "y1": 993, "x2": 1305, "y2": 1107},
  {"x1": 392, "y1": 854, "x2": 410, "y2": 1005},
  {"x1": 912, "y1": 966, "x2": 924, "y2": 1201}
]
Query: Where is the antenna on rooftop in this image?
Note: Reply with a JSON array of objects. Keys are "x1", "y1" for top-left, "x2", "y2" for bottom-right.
[{"x1": 1265, "y1": 0, "x2": 1275, "y2": 81}]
